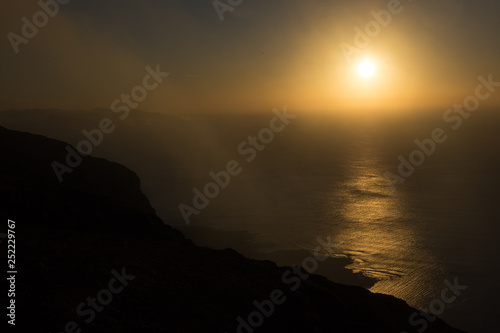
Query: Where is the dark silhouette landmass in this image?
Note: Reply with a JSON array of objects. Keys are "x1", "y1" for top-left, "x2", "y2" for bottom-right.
[{"x1": 0, "y1": 126, "x2": 466, "y2": 332}]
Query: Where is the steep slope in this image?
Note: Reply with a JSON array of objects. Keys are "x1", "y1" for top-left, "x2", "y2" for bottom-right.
[{"x1": 0, "y1": 126, "x2": 466, "y2": 333}]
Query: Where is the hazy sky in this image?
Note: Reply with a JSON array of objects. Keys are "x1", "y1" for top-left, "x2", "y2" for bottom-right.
[{"x1": 2, "y1": 0, "x2": 500, "y2": 114}]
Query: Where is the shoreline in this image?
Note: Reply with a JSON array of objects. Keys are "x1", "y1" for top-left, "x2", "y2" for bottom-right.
[{"x1": 176, "y1": 225, "x2": 379, "y2": 289}]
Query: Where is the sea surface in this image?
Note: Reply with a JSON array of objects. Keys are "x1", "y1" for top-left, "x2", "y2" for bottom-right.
[
  {"x1": 1, "y1": 108, "x2": 497, "y2": 332},
  {"x1": 162, "y1": 110, "x2": 500, "y2": 333}
]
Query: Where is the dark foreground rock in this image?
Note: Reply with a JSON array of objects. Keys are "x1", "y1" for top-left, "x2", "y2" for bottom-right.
[{"x1": 0, "y1": 126, "x2": 466, "y2": 333}]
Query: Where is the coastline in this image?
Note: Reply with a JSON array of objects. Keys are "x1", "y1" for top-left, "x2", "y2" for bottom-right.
[{"x1": 177, "y1": 225, "x2": 378, "y2": 289}]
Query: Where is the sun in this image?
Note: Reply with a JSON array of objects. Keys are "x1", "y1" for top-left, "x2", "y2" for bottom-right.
[{"x1": 358, "y1": 60, "x2": 375, "y2": 78}]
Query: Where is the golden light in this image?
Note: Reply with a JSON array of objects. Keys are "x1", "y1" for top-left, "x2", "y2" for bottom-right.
[{"x1": 358, "y1": 60, "x2": 375, "y2": 78}]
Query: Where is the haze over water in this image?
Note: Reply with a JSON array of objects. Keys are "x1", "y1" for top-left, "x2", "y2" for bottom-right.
[
  {"x1": 3, "y1": 1, "x2": 500, "y2": 331},
  {"x1": 1, "y1": 105, "x2": 497, "y2": 332},
  {"x1": 162, "y1": 110, "x2": 500, "y2": 333}
]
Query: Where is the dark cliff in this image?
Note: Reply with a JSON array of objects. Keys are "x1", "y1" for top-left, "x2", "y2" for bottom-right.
[{"x1": 0, "y1": 126, "x2": 465, "y2": 333}]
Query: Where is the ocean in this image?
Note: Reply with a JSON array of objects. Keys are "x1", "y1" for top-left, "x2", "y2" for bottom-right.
[
  {"x1": 163, "y1": 110, "x2": 500, "y2": 333},
  {"x1": 1, "y1": 108, "x2": 497, "y2": 332}
]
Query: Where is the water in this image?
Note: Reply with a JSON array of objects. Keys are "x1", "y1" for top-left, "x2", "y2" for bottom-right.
[
  {"x1": 2, "y1": 108, "x2": 495, "y2": 331},
  {"x1": 163, "y1": 111, "x2": 500, "y2": 333}
]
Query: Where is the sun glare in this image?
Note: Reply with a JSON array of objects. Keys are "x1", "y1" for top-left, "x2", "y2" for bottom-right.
[{"x1": 358, "y1": 60, "x2": 375, "y2": 78}]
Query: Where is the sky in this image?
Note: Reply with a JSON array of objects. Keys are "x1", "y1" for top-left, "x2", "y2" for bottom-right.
[{"x1": 1, "y1": 0, "x2": 500, "y2": 114}]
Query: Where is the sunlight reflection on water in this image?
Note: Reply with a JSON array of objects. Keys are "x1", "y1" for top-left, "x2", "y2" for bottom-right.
[{"x1": 328, "y1": 136, "x2": 438, "y2": 308}]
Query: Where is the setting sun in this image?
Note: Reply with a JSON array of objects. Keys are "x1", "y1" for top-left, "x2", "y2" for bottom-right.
[{"x1": 358, "y1": 60, "x2": 375, "y2": 78}]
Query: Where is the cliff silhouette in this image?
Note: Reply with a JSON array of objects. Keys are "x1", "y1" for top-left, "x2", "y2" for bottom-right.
[{"x1": 0, "y1": 126, "x2": 466, "y2": 332}]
